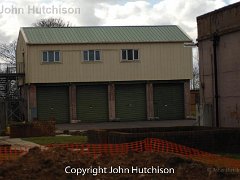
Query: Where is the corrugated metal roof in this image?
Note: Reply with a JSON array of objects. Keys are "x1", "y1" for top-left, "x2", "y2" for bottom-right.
[{"x1": 21, "y1": 26, "x2": 192, "y2": 44}]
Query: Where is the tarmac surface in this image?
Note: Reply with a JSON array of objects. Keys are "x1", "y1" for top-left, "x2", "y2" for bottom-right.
[{"x1": 56, "y1": 119, "x2": 197, "y2": 132}]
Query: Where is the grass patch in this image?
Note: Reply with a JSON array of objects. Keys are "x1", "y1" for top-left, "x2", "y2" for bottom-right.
[{"x1": 22, "y1": 135, "x2": 87, "y2": 145}]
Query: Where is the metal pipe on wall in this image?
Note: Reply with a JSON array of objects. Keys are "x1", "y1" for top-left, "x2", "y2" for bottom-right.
[{"x1": 212, "y1": 33, "x2": 220, "y2": 127}]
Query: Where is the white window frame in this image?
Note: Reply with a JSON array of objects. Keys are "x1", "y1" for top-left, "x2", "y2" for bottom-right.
[
  {"x1": 83, "y1": 50, "x2": 101, "y2": 61},
  {"x1": 42, "y1": 51, "x2": 60, "y2": 63},
  {"x1": 121, "y1": 49, "x2": 139, "y2": 61}
]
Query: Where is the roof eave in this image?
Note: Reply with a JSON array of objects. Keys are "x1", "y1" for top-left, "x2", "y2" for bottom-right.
[
  {"x1": 26, "y1": 40, "x2": 192, "y2": 45},
  {"x1": 20, "y1": 28, "x2": 29, "y2": 44}
]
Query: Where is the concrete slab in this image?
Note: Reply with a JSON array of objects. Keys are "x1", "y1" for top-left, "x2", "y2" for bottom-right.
[
  {"x1": 0, "y1": 136, "x2": 42, "y2": 150},
  {"x1": 56, "y1": 119, "x2": 197, "y2": 131}
]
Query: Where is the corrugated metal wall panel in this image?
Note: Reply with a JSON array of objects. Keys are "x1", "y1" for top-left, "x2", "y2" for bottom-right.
[
  {"x1": 153, "y1": 83, "x2": 184, "y2": 120},
  {"x1": 37, "y1": 86, "x2": 69, "y2": 123},
  {"x1": 27, "y1": 43, "x2": 192, "y2": 84},
  {"x1": 116, "y1": 84, "x2": 146, "y2": 121},
  {"x1": 77, "y1": 85, "x2": 108, "y2": 122}
]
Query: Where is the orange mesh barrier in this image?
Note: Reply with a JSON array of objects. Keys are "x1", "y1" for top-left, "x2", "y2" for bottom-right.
[
  {"x1": 0, "y1": 146, "x2": 27, "y2": 161},
  {"x1": 1, "y1": 138, "x2": 240, "y2": 168}
]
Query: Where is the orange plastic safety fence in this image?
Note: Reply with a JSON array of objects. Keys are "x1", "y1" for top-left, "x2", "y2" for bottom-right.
[
  {"x1": 1, "y1": 138, "x2": 240, "y2": 169},
  {"x1": 0, "y1": 146, "x2": 27, "y2": 161}
]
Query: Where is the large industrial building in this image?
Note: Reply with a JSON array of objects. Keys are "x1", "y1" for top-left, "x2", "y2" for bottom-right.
[{"x1": 16, "y1": 26, "x2": 192, "y2": 123}]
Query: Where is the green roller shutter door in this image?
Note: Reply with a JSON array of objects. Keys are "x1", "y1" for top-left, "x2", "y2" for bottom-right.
[
  {"x1": 116, "y1": 84, "x2": 146, "y2": 121},
  {"x1": 153, "y1": 83, "x2": 184, "y2": 120},
  {"x1": 37, "y1": 86, "x2": 69, "y2": 123},
  {"x1": 77, "y1": 85, "x2": 108, "y2": 122}
]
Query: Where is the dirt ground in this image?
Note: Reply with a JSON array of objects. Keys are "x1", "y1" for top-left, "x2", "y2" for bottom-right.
[{"x1": 0, "y1": 147, "x2": 239, "y2": 180}]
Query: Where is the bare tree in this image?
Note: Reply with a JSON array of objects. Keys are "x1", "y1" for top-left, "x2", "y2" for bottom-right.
[
  {"x1": 0, "y1": 18, "x2": 70, "y2": 65},
  {"x1": 192, "y1": 63, "x2": 200, "y2": 90},
  {"x1": 0, "y1": 41, "x2": 16, "y2": 64},
  {"x1": 191, "y1": 51, "x2": 200, "y2": 90},
  {"x1": 32, "y1": 17, "x2": 70, "y2": 27}
]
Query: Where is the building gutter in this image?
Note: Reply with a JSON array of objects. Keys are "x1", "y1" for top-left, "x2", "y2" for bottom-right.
[{"x1": 212, "y1": 33, "x2": 220, "y2": 127}]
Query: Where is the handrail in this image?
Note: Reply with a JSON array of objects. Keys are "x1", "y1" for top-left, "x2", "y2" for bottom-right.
[{"x1": 0, "y1": 62, "x2": 24, "y2": 74}]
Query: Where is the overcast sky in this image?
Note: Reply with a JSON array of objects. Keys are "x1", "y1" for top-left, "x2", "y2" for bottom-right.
[{"x1": 0, "y1": 0, "x2": 239, "y2": 43}]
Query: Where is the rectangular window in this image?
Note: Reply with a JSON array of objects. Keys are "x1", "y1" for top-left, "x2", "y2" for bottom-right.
[
  {"x1": 127, "y1": 50, "x2": 133, "y2": 60},
  {"x1": 55, "y1": 51, "x2": 60, "y2": 62},
  {"x1": 89, "y1": 50, "x2": 95, "y2": 61},
  {"x1": 134, "y1": 50, "x2": 138, "y2": 60},
  {"x1": 48, "y1": 51, "x2": 54, "y2": 62},
  {"x1": 95, "y1": 51, "x2": 100, "y2": 61},
  {"x1": 42, "y1": 51, "x2": 60, "y2": 63},
  {"x1": 122, "y1": 50, "x2": 127, "y2": 60},
  {"x1": 83, "y1": 51, "x2": 88, "y2": 61},
  {"x1": 121, "y1": 49, "x2": 139, "y2": 61},
  {"x1": 83, "y1": 50, "x2": 101, "y2": 61},
  {"x1": 43, "y1": 52, "x2": 48, "y2": 62}
]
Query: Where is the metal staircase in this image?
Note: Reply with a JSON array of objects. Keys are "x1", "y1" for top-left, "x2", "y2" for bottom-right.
[
  {"x1": 0, "y1": 77, "x2": 7, "y2": 98},
  {"x1": 0, "y1": 63, "x2": 25, "y2": 130}
]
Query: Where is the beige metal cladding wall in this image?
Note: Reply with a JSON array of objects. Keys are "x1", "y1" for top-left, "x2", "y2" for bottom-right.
[
  {"x1": 76, "y1": 85, "x2": 108, "y2": 122},
  {"x1": 153, "y1": 83, "x2": 184, "y2": 120},
  {"x1": 16, "y1": 32, "x2": 26, "y2": 63},
  {"x1": 16, "y1": 32, "x2": 28, "y2": 85},
  {"x1": 115, "y1": 84, "x2": 146, "y2": 121},
  {"x1": 37, "y1": 86, "x2": 69, "y2": 123},
  {"x1": 26, "y1": 43, "x2": 192, "y2": 83}
]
